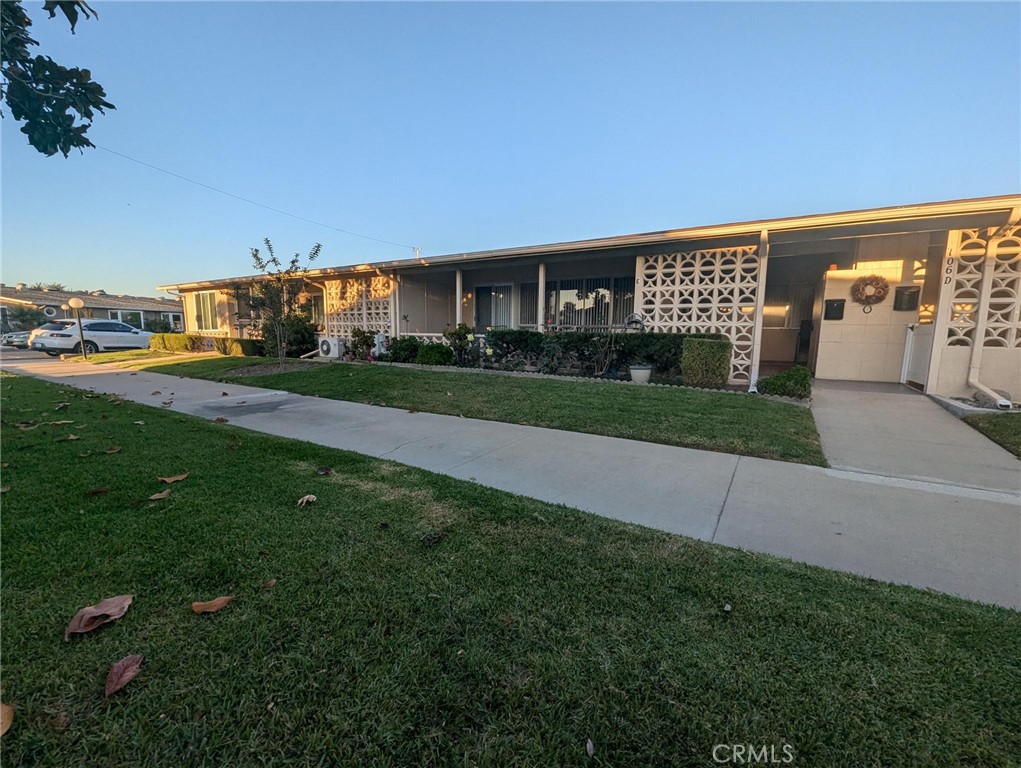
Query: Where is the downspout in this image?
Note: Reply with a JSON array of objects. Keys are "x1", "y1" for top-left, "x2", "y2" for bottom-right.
[{"x1": 967, "y1": 207, "x2": 1019, "y2": 410}]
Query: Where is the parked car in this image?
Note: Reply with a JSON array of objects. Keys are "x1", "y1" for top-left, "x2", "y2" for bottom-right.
[
  {"x1": 28, "y1": 320, "x2": 76, "y2": 347},
  {"x1": 1, "y1": 331, "x2": 30, "y2": 348},
  {"x1": 30, "y1": 319, "x2": 152, "y2": 356}
]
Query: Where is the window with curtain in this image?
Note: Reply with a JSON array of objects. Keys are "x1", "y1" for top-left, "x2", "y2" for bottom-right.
[
  {"x1": 519, "y1": 283, "x2": 538, "y2": 327},
  {"x1": 545, "y1": 276, "x2": 634, "y2": 330},
  {"x1": 195, "y1": 291, "x2": 218, "y2": 331}
]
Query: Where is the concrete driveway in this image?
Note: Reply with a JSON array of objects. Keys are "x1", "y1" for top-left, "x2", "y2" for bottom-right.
[
  {"x1": 3, "y1": 352, "x2": 1019, "y2": 609},
  {"x1": 811, "y1": 380, "x2": 1019, "y2": 493}
]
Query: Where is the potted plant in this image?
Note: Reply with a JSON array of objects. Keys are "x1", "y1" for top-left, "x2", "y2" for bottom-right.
[{"x1": 622, "y1": 314, "x2": 652, "y2": 384}]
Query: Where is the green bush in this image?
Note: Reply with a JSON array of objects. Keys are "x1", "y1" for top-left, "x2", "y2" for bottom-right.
[
  {"x1": 145, "y1": 318, "x2": 174, "y2": 334},
  {"x1": 757, "y1": 365, "x2": 813, "y2": 399},
  {"x1": 442, "y1": 323, "x2": 475, "y2": 365},
  {"x1": 415, "y1": 342, "x2": 456, "y2": 366},
  {"x1": 680, "y1": 337, "x2": 732, "y2": 388},
  {"x1": 261, "y1": 315, "x2": 317, "y2": 358},
  {"x1": 386, "y1": 336, "x2": 422, "y2": 363},
  {"x1": 149, "y1": 333, "x2": 206, "y2": 353},
  {"x1": 349, "y1": 328, "x2": 375, "y2": 360},
  {"x1": 212, "y1": 337, "x2": 265, "y2": 357}
]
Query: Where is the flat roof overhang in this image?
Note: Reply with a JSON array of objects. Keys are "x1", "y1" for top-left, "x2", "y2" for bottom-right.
[{"x1": 158, "y1": 194, "x2": 1021, "y2": 291}]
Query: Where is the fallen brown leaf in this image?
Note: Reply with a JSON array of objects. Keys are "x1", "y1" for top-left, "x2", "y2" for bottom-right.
[
  {"x1": 297, "y1": 494, "x2": 317, "y2": 507},
  {"x1": 221, "y1": 392, "x2": 229, "y2": 396},
  {"x1": 157, "y1": 472, "x2": 189, "y2": 484},
  {"x1": 226, "y1": 442, "x2": 241, "y2": 450},
  {"x1": 103, "y1": 447, "x2": 122, "y2": 454},
  {"x1": 1, "y1": 702, "x2": 13, "y2": 738},
  {"x1": 148, "y1": 489, "x2": 171, "y2": 500},
  {"x1": 262, "y1": 579, "x2": 277, "y2": 590},
  {"x1": 0, "y1": 487, "x2": 9, "y2": 494},
  {"x1": 0, "y1": 462, "x2": 8, "y2": 468},
  {"x1": 49, "y1": 712, "x2": 70, "y2": 732},
  {"x1": 133, "y1": 421, "x2": 145, "y2": 425},
  {"x1": 315, "y1": 466, "x2": 333, "y2": 475},
  {"x1": 78, "y1": 451, "x2": 93, "y2": 458},
  {"x1": 45, "y1": 420, "x2": 74, "y2": 426},
  {"x1": 406, "y1": 409, "x2": 418, "y2": 414},
  {"x1": 65, "y1": 594, "x2": 133, "y2": 641},
  {"x1": 213, "y1": 417, "x2": 229, "y2": 423},
  {"x1": 150, "y1": 391, "x2": 162, "y2": 396},
  {"x1": 192, "y1": 595, "x2": 233, "y2": 614},
  {"x1": 85, "y1": 487, "x2": 110, "y2": 496},
  {"x1": 104, "y1": 654, "x2": 144, "y2": 698},
  {"x1": 54, "y1": 402, "x2": 70, "y2": 410},
  {"x1": 16, "y1": 423, "x2": 39, "y2": 431},
  {"x1": 586, "y1": 738, "x2": 595, "y2": 758},
  {"x1": 63, "y1": 434, "x2": 81, "y2": 442}
]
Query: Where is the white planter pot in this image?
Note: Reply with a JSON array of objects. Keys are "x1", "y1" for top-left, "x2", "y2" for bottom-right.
[{"x1": 630, "y1": 365, "x2": 652, "y2": 384}]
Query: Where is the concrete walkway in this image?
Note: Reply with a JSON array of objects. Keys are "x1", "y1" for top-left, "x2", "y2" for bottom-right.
[
  {"x1": 811, "y1": 380, "x2": 1020, "y2": 493},
  {"x1": 3, "y1": 353, "x2": 1019, "y2": 609}
]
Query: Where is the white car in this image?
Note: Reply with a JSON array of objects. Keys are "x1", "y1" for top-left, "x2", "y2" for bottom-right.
[
  {"x1": 1, "y1": 331, "x2": 30, "y2": 348},
  {"x1": 30, "y1": 319, "x2": 152, "y2": 356}
]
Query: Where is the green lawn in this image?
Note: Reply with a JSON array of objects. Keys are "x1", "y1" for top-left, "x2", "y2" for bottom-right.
[
  {"x1": 137, "y1": 357, "x2": 827, "y2": 465},
  {"x1": 1, "y1": 374, "x2": 1019, "y2": 766},
  {"x1": 965, "y1": 412, "x2": 1021, "y2": 457}
]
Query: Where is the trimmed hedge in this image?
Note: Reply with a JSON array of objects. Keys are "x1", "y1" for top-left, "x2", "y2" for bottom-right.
[
  {"x1": 415, "y1": 342, "x2": 456, "y2": 366},
  {"x1": 212, "y1": 337, "x2": 265, "y2": 357},
  {"x1": 680, "y1": 337, "x2": 732, "y2": 388},
  {"x1": 149, "y1": 333, "x2": 207, "y2": 353},
  {"x1": 757, "y1": 365, "x2": 813, "y2": 399},
  {"x1": 386, "y1": 336, "x2": 422, "y2": 363}
]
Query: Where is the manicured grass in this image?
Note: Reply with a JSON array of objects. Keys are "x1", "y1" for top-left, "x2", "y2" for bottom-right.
[
  {"x1": 965, "y1": 412, "x2": 1021, "y2": 457},
  {"x1": 2, "y1": 373, "x2": 1019, "y2": 766},
  {"x1": 73, "y1": 349, "x2": 177, "y2": 364},
  {"x1": 139, "y1": 358, "x2": 828, "y2": 465}
]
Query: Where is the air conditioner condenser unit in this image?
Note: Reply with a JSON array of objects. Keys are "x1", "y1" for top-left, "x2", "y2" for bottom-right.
[{"x1": 318, "y1": 337, "x2": 346, "y2": 359}]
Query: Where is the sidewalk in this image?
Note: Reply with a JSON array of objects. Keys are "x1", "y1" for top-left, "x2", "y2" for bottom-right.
[{"x1": 4, "y1": 355, "x2": 1019, "y2": 609}]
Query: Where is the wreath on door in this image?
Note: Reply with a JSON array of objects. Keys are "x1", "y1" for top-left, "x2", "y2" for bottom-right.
[{"x1": 850, "y1": 274, "x2": 890, "y2": 306}]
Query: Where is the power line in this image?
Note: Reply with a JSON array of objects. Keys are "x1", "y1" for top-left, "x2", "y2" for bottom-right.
[{"x1": 94, "y1": 144, "x2": 418, "y2": 251}]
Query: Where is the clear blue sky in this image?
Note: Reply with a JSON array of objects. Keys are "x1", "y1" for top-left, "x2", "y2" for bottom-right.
[{"x1": 3, "y1": 1, "x2": 1019, "y2": 297}]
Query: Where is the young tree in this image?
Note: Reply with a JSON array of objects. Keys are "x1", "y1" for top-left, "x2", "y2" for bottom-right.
[
  {"x1": 1, "y1": 1, "x2": 115, "y2": 157},
  {"x1": 7, "y1": 305, "x2": 46, "y2": 329},
  {"x1": 231, "y1": 239, "x2": 321, "y2": 368}
]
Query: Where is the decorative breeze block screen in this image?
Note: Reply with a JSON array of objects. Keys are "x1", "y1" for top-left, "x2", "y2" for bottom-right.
[
  {"x1": 946, "y1": 227, "x2": 1021, "y2": 348},
  {"x1": 638, "y1": 246, "x2": 760, "y2": 382},
  {"x1": 324, "y1": 276, "x2": 394, "y2": 338}
]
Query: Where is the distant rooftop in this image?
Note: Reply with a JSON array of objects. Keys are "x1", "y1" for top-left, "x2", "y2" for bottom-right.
[{"x1": 0, "y1": 285, "x2": 182, "y2": 313}]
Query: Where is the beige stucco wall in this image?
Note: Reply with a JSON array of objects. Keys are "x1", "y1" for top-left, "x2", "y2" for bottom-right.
[{"x1": 930, "y1": 346, "x2": 1021, "y2": 398}]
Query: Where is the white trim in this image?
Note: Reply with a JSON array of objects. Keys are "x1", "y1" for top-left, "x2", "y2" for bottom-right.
[
  {"x1": 537, "y1": 263, "x2": 546, "y2": 331},
  {"x1": 748, "y1": 229, "x2": 770, "y2": 391},
  {"x1": 924, "y1": 230, "x2": 961, "y2": 391}
]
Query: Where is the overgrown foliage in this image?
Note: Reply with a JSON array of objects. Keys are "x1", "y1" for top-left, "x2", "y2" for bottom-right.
[
  {"x1": 144, "y1": 318, "x2": 174, "y2": 334},
  {"x1": 230, "y1": 239, "x2": 321, "y2": 368},
  {"x1": 259, "y1": 314, "x2": 316, "y2": 358},
  {"x1": 348, "y1": 328, "x2": 375, "y2": 360},
  {"x1": 757, "y1": 365, "x2": 813, "y2": 400},
  {"x1": 680, "y1": 337, "x2": 733, "y2": 388},
  {"x1": 4, "y1": 305, "x2": 45, "y2": 330},
  {"x1": 384, "y1": 336, "x2": 422, "y2": 363},
  {"x1": 212, "y1": 337, "x2": 264, "y2": 358},
  {"x1": 1, "y1": 1, "x2": 115, "y2": 157}
]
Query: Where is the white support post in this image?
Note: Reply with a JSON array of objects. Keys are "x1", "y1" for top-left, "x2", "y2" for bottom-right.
[
  {"x1": 390, "y1": 275, "x2": 399, "y2": 335},
  {"x1": 748, "y1": 229, "x2": 770, "y2": 391},
  {"x1": 924, "y1": 229, "x2": 961, "y2": 391},
  {"x1": 537, "y1": 263, "x2": 546, "y2": 331},
  {"x1": 455, "y1": 269, "x2": 463, "y2": 326}
]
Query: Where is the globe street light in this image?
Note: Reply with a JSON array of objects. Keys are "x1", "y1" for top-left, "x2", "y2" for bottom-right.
[
  {"x1": 61, "y1": 303, "x2": 70, "y2": 318},
  {"x1": 67, "y1": 297, "x2": 88, "y2": 359}
]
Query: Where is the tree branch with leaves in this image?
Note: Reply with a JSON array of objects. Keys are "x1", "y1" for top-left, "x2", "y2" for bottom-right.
[{"x1": 1, "y1": 1, "x2": 114, "y2": 157}]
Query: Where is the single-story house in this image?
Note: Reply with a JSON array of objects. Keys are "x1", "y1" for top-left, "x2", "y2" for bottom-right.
[
  {"x1": 158, "y1": 194, "x2": 1021, "y2": 400},
  {"x1": 0, "y1": 286, "x2": 183, "y2": 332}
]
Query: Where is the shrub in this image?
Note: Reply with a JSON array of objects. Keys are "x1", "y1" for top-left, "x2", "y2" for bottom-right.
[
  {"x1": 145, "y1": 318, "x2": 174, "y2": 334},
  {"x1": 212, "y1": 337, "x2": 265, "y2": 357},
  {"x1": 442, "y1": 323, "x2": 475, "y2": 365},
  {"x1": 757, "y1": 365, "x2": 813, "y2": 399},
  {"x1": 386, "y1": 336, "x2": 422, "y2": 363},
  {"x1": 149, "y1": 333, "x2": 206, "y2": 353},
  {"x1": 416, "y1": 342, "x2": 456, "y2": 366},
  {"x1": 681, "y1": 337, "x2": 732, "y2": 388},
  {"x1": 261, "y1": 315, "x2": 317, "y2": 358},
  {"x1": 349, "y1": 328, "x2": 375, "y2": 360}
]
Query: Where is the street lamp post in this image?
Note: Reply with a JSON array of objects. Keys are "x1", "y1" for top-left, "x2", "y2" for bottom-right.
[
  {"x1": 67, "y1": 298, "x2": 88, "y2": 359},
  {"x1": 61, "y1": 303, "x2": 70, "y2": 319}
]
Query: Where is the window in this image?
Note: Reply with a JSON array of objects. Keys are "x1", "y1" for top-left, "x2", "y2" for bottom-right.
[
  {"x1": 161, "y1": 312, "x2": 183, "y2": 331},
  {"x1": 545, "y1": 276, "x2": 632, "y2": 330},
  {"x1": 519, "y1": 283, "x2": 538, "y2": 327},
  {"x1": 195, "y1": 291, "x2": 219, "y2": 332},
  {"x1": 475, "y1": 285, "x2": 512, "y2": 329}
]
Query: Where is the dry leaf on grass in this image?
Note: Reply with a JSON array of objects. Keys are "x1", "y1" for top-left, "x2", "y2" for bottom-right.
[
  {"x1": 148, "y1": 489, "x2": 171, "y2": 500},
  {"x1": 315, "y1": 466, "x2": 333, "y2": 476},
  {"x1": 55, "y1": 402, "x2": 70, "y2": 410},
  {"x1": 226, "y1": 442, "x2": 241, "y2": 450},
  {"x1": 104, "y1": 654, "x2": 144, "y2": 698},
  {"x1": 16, "y1": 423, "x2": 39, "y2": 431},
  {"x1": 0, "y1": 487, "x2": 9, "y2": 494},
  {"x1": 62, "y1": 434, "x2": 81, "y2": 442},
  {"x1": 262, "y1": 579, "x2": 277, "y2": 590},
  {"x1": 133, "y1": 421, "x2": 145, "y2": 426},
  {"x1": 78, "y1": 451, "x2": 93, "y2": 458},
  {"x1": 157, "y1": 472, "x2": 189, "y2": 484},
  {"x1": 192, "y1": 595, "x2": 233, "y2": 614},
  {"x1": 406, "y1": 409, "x2": 418, "y2": 414},
  {"x1": 1, "y1": 702, "x2": 13, "y2": 738},
  {"x1": 45, "y1": 420, "x2": 74, "y2": 426},
  {"x1": 0, "y1": 462, "x2": 8, "y2": 468},
  {"x1": 85, "y1": 487, "x2": 109, "y2": 496},
  {"x1": 65, "y1": 594, "x2": 133, "y2": 641},
  {"x1": 297, "y1": 494, "x2": 317, "y2": 507},
  {"x1": 586, "y1": 739, "x2": 595, "y2": 758},
  {"x1": 103, "y1": 446, "x2": 122, "y2": 454}
]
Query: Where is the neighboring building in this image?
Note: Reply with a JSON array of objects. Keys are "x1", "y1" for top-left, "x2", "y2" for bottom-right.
[
  {"x1": 0, "y1": 285, "x2": 183, "y2": 332},
  {"x1": 158, "y1": 194, "x2": 1021, "y2": 399}
]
